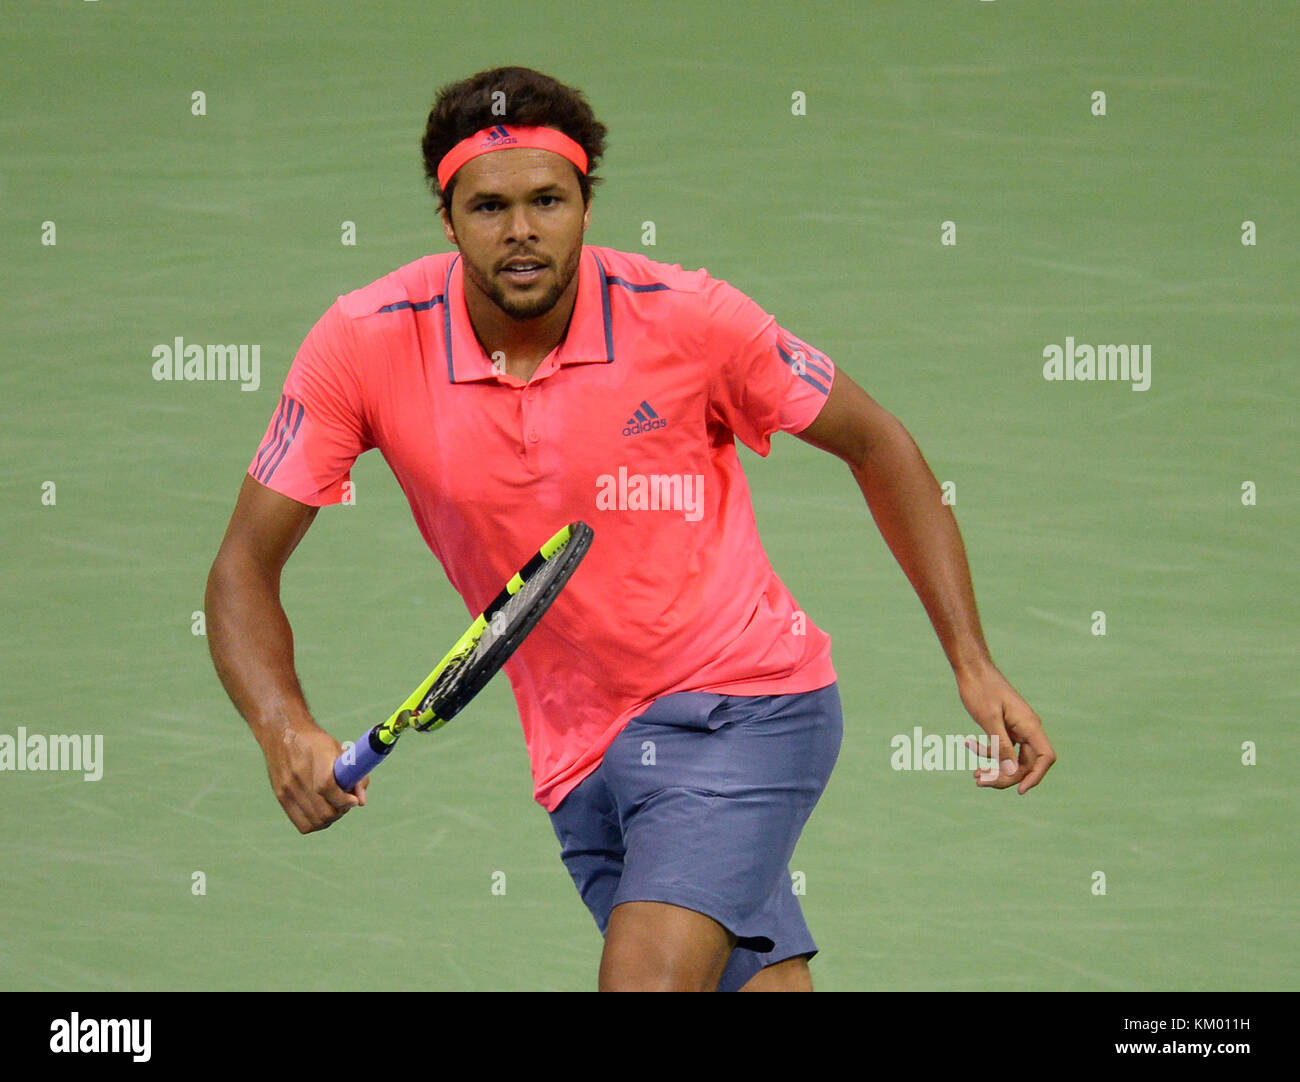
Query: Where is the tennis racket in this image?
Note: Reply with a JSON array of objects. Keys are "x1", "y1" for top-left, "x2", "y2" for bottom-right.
[{"x1": 333, "y1": 521, "x2": 594, "y2": 790}]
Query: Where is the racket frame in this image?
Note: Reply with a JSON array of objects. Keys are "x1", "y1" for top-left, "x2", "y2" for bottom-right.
[{"x1": 333, "y1": 521, "x2": 592, "y2": 788}]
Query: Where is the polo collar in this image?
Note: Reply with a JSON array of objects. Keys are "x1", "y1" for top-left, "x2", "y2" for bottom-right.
[{"x1": 444, "y1": 246, "x2": 615, "y2": 383}]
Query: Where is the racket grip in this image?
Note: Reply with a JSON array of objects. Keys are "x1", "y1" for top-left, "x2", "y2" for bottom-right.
[{"x1": 333, "y1": 726, "x2": 392, "y2": 790}]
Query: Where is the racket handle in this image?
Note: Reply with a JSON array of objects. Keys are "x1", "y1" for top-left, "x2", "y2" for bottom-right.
[{"x1": 333, "y1": 726, "x2": 392, "y2": 790}]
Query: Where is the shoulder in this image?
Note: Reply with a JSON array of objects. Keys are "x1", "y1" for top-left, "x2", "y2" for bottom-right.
[
  {"x1": 587, "y1": 246, "x2": 764, "y2": 327},
  {"x1": 289, "y1": 254, "x2": 457, "y2": 395},
  {"x1": 587, "y1": 246, "x2": 707, "y2": 293},
  {"x1": 333, "y1": 251, "x2": 459, "y2": 325}
]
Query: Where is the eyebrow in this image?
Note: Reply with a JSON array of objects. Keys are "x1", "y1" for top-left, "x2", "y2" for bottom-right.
[{"x1": 465, "y1": 184, "x2": 565, "y2": 203}]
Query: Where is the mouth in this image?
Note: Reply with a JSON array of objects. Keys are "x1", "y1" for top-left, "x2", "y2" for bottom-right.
[{"x1": 500, "y1": 258, "x2": 548, "y2": 286}]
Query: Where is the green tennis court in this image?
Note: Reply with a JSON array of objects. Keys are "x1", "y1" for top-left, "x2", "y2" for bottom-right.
[{"x1": 1, "y1": 0, "x2": 1295, "y2": 991}]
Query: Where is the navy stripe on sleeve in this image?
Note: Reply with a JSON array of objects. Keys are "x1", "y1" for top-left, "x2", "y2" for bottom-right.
[
  {"x1": 776, "y1": 343, "x2": 831, "y2": 395},
  {"x1": 256, "y1": 397, "x2": 306, "y2": 483}
]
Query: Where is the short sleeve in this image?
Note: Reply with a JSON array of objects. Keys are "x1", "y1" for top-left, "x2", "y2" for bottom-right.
[
  {"x1": 702, "y1": 278, "x2": 836, "y2": 456},
  {"x1": 247, "y1": 300, "x2": 373, "y2": 505}
]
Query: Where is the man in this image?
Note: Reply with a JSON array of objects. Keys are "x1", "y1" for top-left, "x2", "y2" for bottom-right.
[{"x1": 206, "y1": 66, "x2": 1055, "y2": 992}]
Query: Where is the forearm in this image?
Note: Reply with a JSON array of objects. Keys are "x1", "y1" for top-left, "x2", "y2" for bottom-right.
[
  {"x1": 205, "y1": 553, "x2": 318, "y2": 751},
  {"x1": 850, "y1": 417, "x2": 993, "y2": 679}
]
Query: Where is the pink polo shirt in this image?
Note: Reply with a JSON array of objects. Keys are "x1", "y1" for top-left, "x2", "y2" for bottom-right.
[{"x1": 250, "y1": 245, "x2": 837, "y2": 810}]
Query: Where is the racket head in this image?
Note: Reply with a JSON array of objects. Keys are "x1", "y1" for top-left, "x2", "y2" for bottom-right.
[{"x1": 412, "y1": 521, "x2": 593, "y2": 731}]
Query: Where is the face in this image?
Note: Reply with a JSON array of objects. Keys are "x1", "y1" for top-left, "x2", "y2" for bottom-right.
[{"x1": 441, "y1": 148, "x2": 590, "y2": 321}]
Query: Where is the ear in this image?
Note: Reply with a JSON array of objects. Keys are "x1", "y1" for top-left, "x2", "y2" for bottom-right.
[
  {"x1": 439, "y1": 205, "x2": 457, "y2": 247},
  {"x1": 581, "y1": 200, "x2": 592, "y2": 233}
]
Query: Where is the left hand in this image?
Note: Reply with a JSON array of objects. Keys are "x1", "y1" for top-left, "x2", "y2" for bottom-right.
[{"x1": 955, "y1": 663, "x2": 1057, "y2": 795}]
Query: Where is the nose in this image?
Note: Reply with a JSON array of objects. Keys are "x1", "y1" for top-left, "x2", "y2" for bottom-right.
[{"x1": 503, "y1": 203, "x2": 538, "y2": 243}]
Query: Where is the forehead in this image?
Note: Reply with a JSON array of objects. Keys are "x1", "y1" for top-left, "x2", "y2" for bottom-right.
[{"x1": 454, "y1": 148, "x2": 581, "y2": 196}]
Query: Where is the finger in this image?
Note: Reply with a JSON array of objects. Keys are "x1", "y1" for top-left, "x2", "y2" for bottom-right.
[
  {"x1": 968, "y1": 739, "x2": 1003, "y2": 784},
  {"x1": 278, "y1": 773, "x2": 351, "y2": 831},
  {"x1": 974, "y1": 755, "x2": 1017, "y2": 787},
  {"x1": 971, "y1": 738, "x2": 1001, "y2": 782},
  {"x1": 1016, "y1": 744, "x2": 1057, "y2": 795},
  {"x1": 281, "y1": 792, "x2": 321, "y2": 835},
  {"x1": 974, "y1": 746, "x2": 1029, "y2": 790},
  {"x1": 324, "y1": 787, "x2": 360, "y2": 811},
  {"x1": 967, "y1": 728, "x2": 1016, "y2": 770},
  {"x1": 321, "y1": 772, "x2": 361, "y2": 810},
  {"x1": 975, "y1": 770, "x2": 1016, "y2": 789},
  {"x1": 284, "y1": 782, "x2": 345, "y2": 830},
  {"x1": 1024, "y1": 724, "x2": 1056, "y2": 761},
  {"x1": 309, "y1": 788, "x2": 352, "y2": 823},
  {"x1": 969, "y1": 737, "x2": 1007, "y2": 784},
  {"x1": 1005, "y1": 724, "x2": 1050, "y2": 794}
]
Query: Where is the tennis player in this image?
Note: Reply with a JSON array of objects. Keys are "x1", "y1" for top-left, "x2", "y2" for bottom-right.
[{"x1": 206, "y1": 66, "x2": 1055, "y2": 992}]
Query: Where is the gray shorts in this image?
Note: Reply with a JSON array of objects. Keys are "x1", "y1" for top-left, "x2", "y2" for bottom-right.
[{"x1": 548, "y1": 683, "x2": 843, "y2": 991}]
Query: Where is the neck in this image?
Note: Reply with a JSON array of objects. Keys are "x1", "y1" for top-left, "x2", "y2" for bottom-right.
[{"x1": 464, "y1": 273, "x2": 579, "y2": 382}]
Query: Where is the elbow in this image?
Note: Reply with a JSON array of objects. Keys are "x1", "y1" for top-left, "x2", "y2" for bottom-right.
[
  {"x1": 204, "y1": 542, "x2": 257, "y2": 625},
  {"x1": 851, "y1": 412, "x2": 909, "y2": 477},
  {"x1": 204, "y1": 550, "x2": 235, "y2": 634}
]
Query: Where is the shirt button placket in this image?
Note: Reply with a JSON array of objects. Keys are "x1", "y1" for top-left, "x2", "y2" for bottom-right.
[{"x1": 522, "y1": 384, "x2": 542, "y2": 463}]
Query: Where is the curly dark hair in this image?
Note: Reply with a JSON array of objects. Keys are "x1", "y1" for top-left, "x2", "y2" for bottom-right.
[{"x1": 421, "y1": 66, "x2": 608, "y2": 216}]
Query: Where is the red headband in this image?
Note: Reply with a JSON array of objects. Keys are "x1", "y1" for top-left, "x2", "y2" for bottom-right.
[{"x1": 436, "y1": 124, "x2": 589, "y2": 189}]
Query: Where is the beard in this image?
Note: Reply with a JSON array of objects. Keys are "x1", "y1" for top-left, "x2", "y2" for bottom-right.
[{"x1": 465, "y1": 243, "x2": 582, "y2": 321}]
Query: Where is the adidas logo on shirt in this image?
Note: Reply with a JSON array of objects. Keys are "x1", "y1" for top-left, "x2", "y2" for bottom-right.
[{"x1": 622, "y1": 400, "x2": 667, "y2": 436}]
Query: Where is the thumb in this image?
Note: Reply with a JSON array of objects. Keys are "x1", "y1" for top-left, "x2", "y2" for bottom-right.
[{"x1": 967, "y1": 725, "x2": 1018, "y2": 786}]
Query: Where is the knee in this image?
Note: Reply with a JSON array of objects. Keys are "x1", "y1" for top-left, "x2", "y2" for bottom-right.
[
  {"x1": 598, "y1": 902, "x2": 733, "y2": 991},
  {"x1": 738, "y1": 955, "x2": 814, "y2": 992},
  {"x1": 599, "y1": 951, "x2": 720, "y2": 992}
]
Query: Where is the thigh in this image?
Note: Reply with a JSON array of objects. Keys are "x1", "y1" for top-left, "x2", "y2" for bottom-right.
[
  {"x1": 599, "y1": 901, "x2": 736, "y2": 991},
  {"x1": 604, "y1": 683, "x2": 843, "y2": 967},
  {"x1": 550, "y1": 683, "x2": 844, "y2": 990},
  {"x1": 548, "y1": 767, "x2": 624, "y2": 935}
]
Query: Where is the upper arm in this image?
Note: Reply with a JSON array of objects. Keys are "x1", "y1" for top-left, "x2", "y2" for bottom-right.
[
  {"x1": 246, "y1": 300, "x2": 374, "y2": 506},
  {"x1": 702, "y1": 280, "x2": 838, "y2": 455},
  {"x1": 211, "y1": 474, "x2": 319, "y2": 582},
  {"x1": 794, "y1": 367, "x2": 902, "y2": 470}
]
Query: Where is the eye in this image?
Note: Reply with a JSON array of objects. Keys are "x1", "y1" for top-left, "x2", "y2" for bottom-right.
[
  {"x1": 536, "y1": 195, "x2": 559, "y2": 206},
  {"x1": 475, "y1": 200, "x2": 502, "y2": 213}
]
